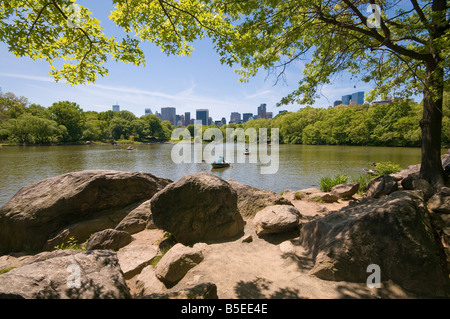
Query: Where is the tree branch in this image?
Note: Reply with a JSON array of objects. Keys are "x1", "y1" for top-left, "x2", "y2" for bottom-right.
[{"x1": 157, "y1": 0, "x2": 180, "y2": 37}]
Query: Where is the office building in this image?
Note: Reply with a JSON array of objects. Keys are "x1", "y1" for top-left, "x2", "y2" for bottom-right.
[
  {"x1": 145, "y1": 108, "x2": 152, "y2": 115},
  {"x1": 333, "y1": 100, "x2": 342, "y2": 107},
  {"x1": 266, "y1": 112, "x2": 273, "y2": 119},
  {"x1": 230, "y1": 112, "x2": 241, "y2": 123},
  {"x1": 278, "y1": 110, "x2": 288, "y2": 114},
  {"x1": 112, "y1": 104, "x2": 120, "y2": 112},
  {"x1": 184, "y1": 112, "x2": 191, "y2": 126},
  {"x1": 161, "y1": 107, "x2": 176, "y2": 126},
  {"x1": 196, "y1": 109, "x2": 209, "y2": 126},
  {"x1": 257, "y1": 103, "x2": 267, "y2": 119},
  {"x1": 243, "y1": 113, "x2": 253, "y2": 123},
  {"x1": 342, "y1": 94, "x2": 352, "y2": 105},
  {"x1": 351, "y1": 91, "x2": 365, "y2": 105}
]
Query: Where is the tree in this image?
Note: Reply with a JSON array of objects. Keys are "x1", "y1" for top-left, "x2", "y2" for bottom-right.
[
  {"x1": 1, "y1": 0, "x2": 448, "y2": 186},
  {"x1": 48, "y1": 101, "x2": 85, "y2": 142}
]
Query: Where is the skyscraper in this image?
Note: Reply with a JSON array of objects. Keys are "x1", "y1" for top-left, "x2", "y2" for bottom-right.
[
  {"x1": 161, "y1": 107, "x2": 176, "y2": 126},
  {"x1": 258, "y1": 103, "x2": 267, "y2": 119},
  {"x1": 184, "y1": 112, "x2": 191, "y2": 126},
  {"x1": 243, "y1": 113, "x2": 253, "y2": 122},
  {"x1": 351, "y1": 91, "x2": 365, "y2": 105},
  {"x1": 230, "y1": 112, "x2": 241, "y2": 123},
  {"x1": 341, "y1": 94, "x2": 352, "y2": 105},
  {"x1": 112, "y1": 104, "x2": 120, "y2": 112},
  {"x1": 145, "y1": 108, "x2": 152, "y2": 115},
  {"x1": 196, "y1": 109, "x2": 209, "y2": 126}
]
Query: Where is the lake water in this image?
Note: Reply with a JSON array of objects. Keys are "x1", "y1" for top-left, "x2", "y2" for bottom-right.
[{"x1": 0, "y1": 143, "x2": 435, "y2": 207}]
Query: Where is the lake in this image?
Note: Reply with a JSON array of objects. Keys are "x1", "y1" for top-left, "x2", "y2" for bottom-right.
[{"x1": 0, "y1": 143, "x2": 437, "y2": 206}]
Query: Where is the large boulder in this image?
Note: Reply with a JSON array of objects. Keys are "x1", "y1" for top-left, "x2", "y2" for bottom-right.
[
  {"x1": 227, "y1": 179, "x2": 293, "y2": 218},
  {"x1": 0, "y1": 170, "x2": 171, "y2": 254},
  {"x1": 0, "y1": 250, "x2": 131, "y2": 299},
  {"x1": 299, "y1": 191, "x2": 449, "y2": 297},
  {"x1": 155, "y1": 243, "x2": 205, "y2": 288},
  {"x1": 253, "y1": 205, "x2": 301, "y2": 236},
  {"x1": 366, "y1": 174, "x2": 398, "y2": 198},
  {"x1": 151, "y1": 173, "x2": 245, "y2": 245}
]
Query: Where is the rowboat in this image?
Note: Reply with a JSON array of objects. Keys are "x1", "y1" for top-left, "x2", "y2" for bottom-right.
[{"x1": 211, "y1": 162, "x2": 230, "y2": 169}]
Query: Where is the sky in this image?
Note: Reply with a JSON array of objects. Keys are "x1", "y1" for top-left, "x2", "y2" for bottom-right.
[{"x1": 0, "y1": 1, "x2": 405, "y2": 122}]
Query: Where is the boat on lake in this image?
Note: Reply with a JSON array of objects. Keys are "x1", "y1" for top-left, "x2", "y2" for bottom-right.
[{"x1": 211, "y1": 162, "x2": 230, "y2": 169}]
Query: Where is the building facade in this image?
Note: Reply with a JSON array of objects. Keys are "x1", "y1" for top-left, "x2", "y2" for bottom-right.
[
  {"x1": 112, "y1": 104, "x2": 120, "y2": 112},
  {"x1": 161, "y1": 107, "x2": 176, "y2": 126},
  {"x1": 196, "y1": 109, "x2": 209, "y2": 126}
]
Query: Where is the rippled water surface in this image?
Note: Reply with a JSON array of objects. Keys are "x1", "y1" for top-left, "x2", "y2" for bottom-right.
[{"x1": 0, "y1": 143, "x2": 431, "y2": 206}]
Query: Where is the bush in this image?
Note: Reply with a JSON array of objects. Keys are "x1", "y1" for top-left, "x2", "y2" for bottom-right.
[
  {"x1": 319, "y1": 174, "x2": 349, "y2": 192},
  {"x1": 373, "y1": 161, "x2": 402, "y2": 175}
]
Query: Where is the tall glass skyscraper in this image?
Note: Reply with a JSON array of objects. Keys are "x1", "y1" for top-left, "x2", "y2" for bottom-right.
[{"x1": 196, "y1": 109, "x2": 209, "y2": 126}]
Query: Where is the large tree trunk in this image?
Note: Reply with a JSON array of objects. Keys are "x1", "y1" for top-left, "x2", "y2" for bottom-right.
[{"x1": 419, "y1": 64, "x2": 445, "y2": 189}]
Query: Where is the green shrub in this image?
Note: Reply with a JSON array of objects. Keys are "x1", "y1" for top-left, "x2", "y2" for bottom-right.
[
  {"x1": 319, "y1": 174, "x2": 349, "y2": 192},
  {"x1": 0, "y1": 267, "x2": 15, "y2": 274},
  {"x1": 54, "y1": 237, "x2": 87, "y2": 251},
  {"x1": 294, "y1": 192, "x2": 304, "y2": 200},
  {"x1": 373, "y1": 161, "x2": 402, "y2": 175}
]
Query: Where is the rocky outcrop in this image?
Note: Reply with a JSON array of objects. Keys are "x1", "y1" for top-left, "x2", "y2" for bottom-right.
[
  {"x1": 227, "y1": 179, "x2": 293, "y2": 218},
  {"x1": 151, "y1": 173, "x2": 245, "y2": 245},
  {"x1": 0, "y1": 170, "x2": 172, "y2": 254},
  {"x1": 85, "y1": 229, "x2": 133, "y2": 251},
  {"x1": 299, "y1": 191, "x2": 449, "y2": 297},
  {"x1": 253, "y1": 205, "x2": 301, "y2": 236},
  {"x1": 115, "y1": 200, "x2": 151, "y2": 234},
  {"x1": 366, "y1": 174, "x2": 398, "y2": 198},
  {"x1": 155, "y1": 243, "x2": 205, "y2": 287},
  {"x1": 0, "y1": 250, "x2": 130, "y2": 299},
  {"x1": 331, "y1": 182, "x2": 359, "y2": 198}
]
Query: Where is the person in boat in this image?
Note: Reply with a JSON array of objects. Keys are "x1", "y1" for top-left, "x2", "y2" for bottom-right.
[
  {"x1": 127, "y1": 146, "x2": 133, "y2": 150},
  {"x1": 217, "y1": 156, "x2": 224, "y2": 164}
]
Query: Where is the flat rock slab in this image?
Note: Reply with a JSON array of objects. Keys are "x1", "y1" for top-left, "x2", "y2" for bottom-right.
[{"x1": 117, "y1": 245, "x2": 158, "y2": 279}]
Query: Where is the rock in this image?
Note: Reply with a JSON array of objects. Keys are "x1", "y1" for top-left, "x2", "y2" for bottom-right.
[
  {"x1": 241, "y1": 234, "x2": 253, "y2": 243},
  {"x1": 427, "y1": 188, "x2": 450, "y2": 214},
  {"x1": 155, "y1": 243, "x2": 204, "y2": 287},
  {"x1": 308, "y1": 192, "x2": 339, "y2": 203},
  {"x1": 85, "y1": 229, "x2": 133, "y2": 251},
  {"x1": 412, "y1": 179, "x2": 434, "y2": 201},
  {"x1": 116, "y1": 245, "x2": 158, "y2": 280},
  {"x1": 401, "y1": 172, "x2": 420, "y2": 190},
  {"x1": 151, "y1": 173, "x2": 245, "y2": 245},
  {"x1": 0, "y1": 170, "x2": 172, "y2": 254},
  {"x1": 331, "y1": 182, "x2": 360, "y2": 198},
  {"x1": 115, "y1": 200, "x2": 151, "y2": 234},
  {"x1": 253, "y1": 205, "x2": 301, "y2": 236},
  {"x1": 0, "y1": 250, "x2": 131, "y2": 299},
  {"x1": 279, "y1": 241, "x2": 296, "y2": 255},
  {"x1": 299, "y1": 191, "x2": 449, "y2": 297},
  {"x1": 366, "y1": 174, "x2": 398, "y2": 198},
  {"x1": 133, "y1": 265, "x2": 167, "y2": 297},
  {"x1": 140, "y1": 282, "x2": 218, "y2": 299},
  {"x1": 227, "y1": 179, "x2": 293, "y2": 218}
]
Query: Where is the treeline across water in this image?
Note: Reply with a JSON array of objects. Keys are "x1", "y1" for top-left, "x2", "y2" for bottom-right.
[{"x1": 1, "y1": 90, "x2": 449, "y2": 147}]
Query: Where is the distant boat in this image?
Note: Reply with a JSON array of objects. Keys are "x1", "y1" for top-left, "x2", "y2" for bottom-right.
[
  {"x1": 244, "y1": 149, "x2": 250, "y2": 155},
  {"x1": 127, "y1": 146, "x2": 134, "y2": 150},
  {"x1": 211, "y1": 162, "x2": 230, "y2": 169}
]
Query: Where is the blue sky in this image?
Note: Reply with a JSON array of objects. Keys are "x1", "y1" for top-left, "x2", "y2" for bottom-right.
[{"x1": 0, "y1": 1, "x2": 398, "y2": 122}]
